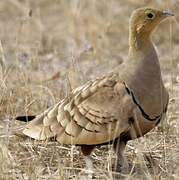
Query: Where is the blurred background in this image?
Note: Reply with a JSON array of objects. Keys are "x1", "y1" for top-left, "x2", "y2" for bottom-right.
[{"x1": 0, "y1": 0, "x2": 178, "y2": 179}]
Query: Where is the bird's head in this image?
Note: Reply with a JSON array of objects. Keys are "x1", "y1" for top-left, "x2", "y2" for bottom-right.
[{"x1": 130, "y1": 7, "x2": 174, "y2": 35}]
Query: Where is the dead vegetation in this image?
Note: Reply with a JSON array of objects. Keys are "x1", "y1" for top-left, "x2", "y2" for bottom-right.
[{"x1": 0, "y1": 0, "x2": 179, "y2": 179}]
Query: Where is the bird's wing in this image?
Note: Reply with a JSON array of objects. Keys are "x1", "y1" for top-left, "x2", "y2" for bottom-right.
[{"x1": 22, "y1": 73, "x2": 134, "y2": 145}]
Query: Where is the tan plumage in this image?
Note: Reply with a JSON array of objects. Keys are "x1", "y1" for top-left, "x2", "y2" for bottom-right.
[
  {"x1": 23, "y1": 74, "x2": 132, "y2": 145},
  {"x1": 15, "y1": 8, "x2": 174, "y2": 172}
]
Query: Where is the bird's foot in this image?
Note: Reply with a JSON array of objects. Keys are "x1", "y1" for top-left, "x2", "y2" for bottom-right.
[
  {"x1": 84, "y1": 155, "x2": 94, "y2": 179},
  {"x1": 113, "y1": 158, "x2": 129, "y2": 174}
]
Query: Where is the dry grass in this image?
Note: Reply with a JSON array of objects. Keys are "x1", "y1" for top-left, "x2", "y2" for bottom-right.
[{"x1": 0, "y1": 0, "x2": 179, "y2": 179}]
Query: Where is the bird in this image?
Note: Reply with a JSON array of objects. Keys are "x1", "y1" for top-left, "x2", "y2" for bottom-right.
[{"x1": 14, "y1": 7, "x2": 173, "y2": 173}]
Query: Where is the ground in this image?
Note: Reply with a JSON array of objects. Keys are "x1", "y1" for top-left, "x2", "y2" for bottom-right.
[{"x1": 0, "y1": 0, "x2": 179, "y2": 179}]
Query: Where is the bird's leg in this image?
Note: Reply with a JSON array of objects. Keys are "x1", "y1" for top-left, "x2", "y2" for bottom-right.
[
  {"x1": 113, "y1": 139, "x2": 129, "y2": 173},
  {"x1": 84, "y1": 155, "x2": 93, "y2": 172},
  {"x1": 81, "y1": 145, "x2": 95, "y2": 175}
]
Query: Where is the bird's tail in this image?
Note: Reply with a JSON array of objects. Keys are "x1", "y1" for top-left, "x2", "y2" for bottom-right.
[
  {"x1": 15, "y1": 115, "x2": 36, "y2": 122},
  {"x1": 9, "y1": 115, "x2": 36, "y2": 138},
  {"x1": 10, "y1": 125, "x2": 26, "y2": 137}
]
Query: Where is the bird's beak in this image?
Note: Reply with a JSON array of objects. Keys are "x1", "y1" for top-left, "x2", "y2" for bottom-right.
[{"x1": 162, "y1": 11, "x2": 174, "y2": 17}]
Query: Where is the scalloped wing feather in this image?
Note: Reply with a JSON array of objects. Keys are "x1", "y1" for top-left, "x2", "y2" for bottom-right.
[{"x1": 22, "y1": 73, "x2": 133, "y2": 144}]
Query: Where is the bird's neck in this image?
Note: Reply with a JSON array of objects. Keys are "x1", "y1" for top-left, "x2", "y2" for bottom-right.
[
  {"x1": 128, "y1": 29, "x2": 160, "y2": 68},
  {"x1": 129, "y1": 29, "x2": 152, "y2": 53},
  {"x1": 126, "y1": 28, "x2": 162, "y2": 86}
]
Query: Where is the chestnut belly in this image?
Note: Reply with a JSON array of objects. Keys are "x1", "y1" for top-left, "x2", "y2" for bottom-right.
[{"x1": 120, "y1": 116, "x2": 161, "y2": 142}]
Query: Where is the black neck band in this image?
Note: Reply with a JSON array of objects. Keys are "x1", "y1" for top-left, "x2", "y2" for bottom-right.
[{"x1": 123, "y1": 82, "x2": 162, "y2": 122}]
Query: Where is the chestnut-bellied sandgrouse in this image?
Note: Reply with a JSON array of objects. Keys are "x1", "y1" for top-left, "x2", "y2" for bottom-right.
[{"x1": 15, "y1": 7, "x2": 174, "y2": 172}]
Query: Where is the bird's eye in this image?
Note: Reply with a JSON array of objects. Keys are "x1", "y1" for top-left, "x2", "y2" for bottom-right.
[{"x1": 146, "y1": 12, "x2": 155, "y2": 19}]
